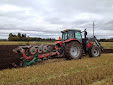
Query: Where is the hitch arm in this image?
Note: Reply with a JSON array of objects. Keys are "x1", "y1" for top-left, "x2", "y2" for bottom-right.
[{"x1": 89, "y1": 36, "x2": 103, "y2": 51}]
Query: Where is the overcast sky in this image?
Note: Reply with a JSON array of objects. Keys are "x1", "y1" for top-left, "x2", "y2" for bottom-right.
[{"x1": 0, "y1": 0, "x2": 113, "y2": 39}]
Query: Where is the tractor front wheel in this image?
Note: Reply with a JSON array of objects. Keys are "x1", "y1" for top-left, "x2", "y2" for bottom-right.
[
  {"x1": 64, "y1": 41, "x2": 82, "y2": 59},
  {"x1": 88, "y1": 45, "x2": 101, "y2": 57}
]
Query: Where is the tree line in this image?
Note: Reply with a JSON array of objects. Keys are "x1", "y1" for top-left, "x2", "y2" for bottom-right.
[
  {"x1": 98, "y1": 38, "x2": 113, "y2": 42},
  {"x1": 8, "y1": 33, "x2": 56, "y2": 41},
  {"x1": 5, "y1": 33, "x2": 113, "y2": 42}
]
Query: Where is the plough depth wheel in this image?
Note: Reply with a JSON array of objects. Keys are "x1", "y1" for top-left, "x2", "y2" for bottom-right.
[{"x1": 20, "y1": 59, "x2": 32, "y2": 67}]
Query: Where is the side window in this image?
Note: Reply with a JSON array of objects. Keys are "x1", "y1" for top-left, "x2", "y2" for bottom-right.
[
  {"x1": 62, "y1": 32, "x2": 67, "y2": 40},
  {"x1": 75, "y1": 32, "x2": 82, "y2": 40},
  {"x1": 62, "y1": 34, "x2": 65, "y2": 40},
  {"x1": 65, "y1": 33, "x2": 67, "y2": 40}
]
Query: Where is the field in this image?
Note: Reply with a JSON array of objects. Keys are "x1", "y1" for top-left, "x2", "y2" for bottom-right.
[
  {"x1": 100, "y1": 42, "x2": 113, "y2": 49},
  {"x1": 0, "y1": 41, "x2": 113, "y2": 85}
]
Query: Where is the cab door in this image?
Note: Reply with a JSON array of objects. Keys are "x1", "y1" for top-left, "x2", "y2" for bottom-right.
[{"x1": 75, "y1": 32, "x2": 82, "y2": 43}]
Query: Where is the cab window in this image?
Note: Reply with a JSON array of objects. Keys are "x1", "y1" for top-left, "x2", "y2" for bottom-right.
[
  {"x1": 68, "y1": 31, "x2": 74, "y2": 39},
  {"x1": 75, "y1": 32, "x2": 82, "y2": 40},
  {"x1": 62, "y1": 32, "x2": 67, "y2": 41}
]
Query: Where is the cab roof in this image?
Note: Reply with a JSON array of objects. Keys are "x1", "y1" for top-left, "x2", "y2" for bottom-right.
[{"x1": 61, "y1": 29, "x2": 81, "y2": 33}]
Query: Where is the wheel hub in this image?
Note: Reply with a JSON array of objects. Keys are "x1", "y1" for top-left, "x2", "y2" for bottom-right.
[
  {"x1": 70, "y1": 46, "x2": 79, "y2": 58},
  {"x1": 93, "y1": 49, "x2": 99, "y2": 56}
]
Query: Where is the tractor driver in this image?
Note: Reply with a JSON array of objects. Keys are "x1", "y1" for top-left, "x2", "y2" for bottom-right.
[
  {"x1": 68, "y1": 34, "x2": 73, "y2": 39},
  {"x1": 68, "y1": 35, "x2": 72, "y2": 39}
]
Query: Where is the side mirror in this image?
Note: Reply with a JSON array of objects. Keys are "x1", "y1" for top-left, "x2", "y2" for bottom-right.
[{"x1": 59, "y1": 36, "x2": 61, "y2": 40}]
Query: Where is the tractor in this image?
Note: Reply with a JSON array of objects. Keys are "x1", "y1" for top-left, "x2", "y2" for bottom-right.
[
  {"x1": 55, "y1": 29, "x2": 103, "y2": 59},
  {"x1": 13, "y1": 29, "x2": 103, "y2": 67}
]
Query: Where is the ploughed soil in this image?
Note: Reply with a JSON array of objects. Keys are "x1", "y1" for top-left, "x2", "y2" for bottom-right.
[
  {"x1": 0, "y1": 45, "x2": 23, "y2": 70},
  {"x1": 0, "y1": 45, "x2": 113, "y2": 70},
  {"x1": 102, "y1": 49, "x2": 113, "y2": 53}
]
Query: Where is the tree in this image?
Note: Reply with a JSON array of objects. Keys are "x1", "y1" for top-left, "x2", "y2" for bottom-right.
[
  {"x1": 8, "y1": 33, "x2": 56, "y2": 41},
  {"x1": 18, "y1": 33, "x2": 21, "y2": 38},
  {"x1": 8, "y1": 33, "x2": 13, "y2": 41},
  {"x1": 22, "y1": 34, "x2": 26, "y2": 38},
  {"x1": 9, "y1": 33, "x2": 13, "y2": 38}
]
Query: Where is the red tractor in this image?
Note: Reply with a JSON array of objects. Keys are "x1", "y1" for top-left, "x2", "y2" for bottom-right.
[
  {"x1": 13, "y1": 29, "x2": 103, "y2": 66},
  {"x1": 55, "y1": 29, "x2": 103, "y2": 59}
]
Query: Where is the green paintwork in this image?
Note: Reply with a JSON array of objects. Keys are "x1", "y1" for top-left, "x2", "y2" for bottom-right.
[{"x1": 24, "y1": 53, "x2": 39, "y2": 66}]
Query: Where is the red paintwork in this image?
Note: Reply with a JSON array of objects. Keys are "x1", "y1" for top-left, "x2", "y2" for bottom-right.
[
  {"x1": 55, "y1": 41, "x2": 63, "y2": 46},
  {"x1": 38, "y1": 52, "x2": 57, "y2": 58},
  {"x1": 23, "y1": 50, "x2": 33, "y2": 60},
  {"x1": 87, "y1": 42, "x2": 92, "y2": 48},
  {"x1": 23, "y1": 49, "x2": 58, "y2": 60},
  {"x1": 65, "y1": 39, "x2": 81, "y2": 43},
  {"x1": 55, "y1": 39, "x2": 81, "y2": 47}
]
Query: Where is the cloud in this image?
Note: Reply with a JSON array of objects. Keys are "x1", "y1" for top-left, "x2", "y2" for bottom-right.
[
  {"x1": 0, "y1": 0, "x2": 113, "y2": 39},
  {"x1": 0, "y1": 4, "x2": 22, "y2": 12}
]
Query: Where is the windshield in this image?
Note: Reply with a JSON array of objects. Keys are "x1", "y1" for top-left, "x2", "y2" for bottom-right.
[
  {"x1": 62, "y1": 31, "x2": 74, "y2": 41},
  {"x1": 67, "y1": 31, "x2": 74, "y2": 39},
  {"x1": 62, "y1": 31, "x2": 82, "y2": 42}
]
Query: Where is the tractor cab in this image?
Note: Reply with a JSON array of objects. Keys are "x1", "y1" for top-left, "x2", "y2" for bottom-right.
[{"x1": 61, "y1": 29, "x2": 82, "y2": 42}]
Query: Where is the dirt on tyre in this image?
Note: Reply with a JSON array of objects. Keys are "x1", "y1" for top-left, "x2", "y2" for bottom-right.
[
  {"x1": 64, "y1": 41, "x2": 82, "y2": 59},
  {"x1": 88, "y1": 45, "x2": 101, "y2": 57}
]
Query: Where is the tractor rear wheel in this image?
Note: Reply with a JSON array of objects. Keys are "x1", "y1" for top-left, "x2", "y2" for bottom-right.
[
  {"x1": 64, "y1": 41, "x2": 82, "y2": 59},
  {"x1": 88, "y1": 45, "x2": 101, "y2": 57}
]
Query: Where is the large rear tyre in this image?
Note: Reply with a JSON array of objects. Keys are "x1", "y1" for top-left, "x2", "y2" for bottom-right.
[
  {"x1": 88, "y1": 45, "x2": 101, "y2": 57},
  {"x1": 64, "y1": 41, "x2": 82, "y2": 59}
]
